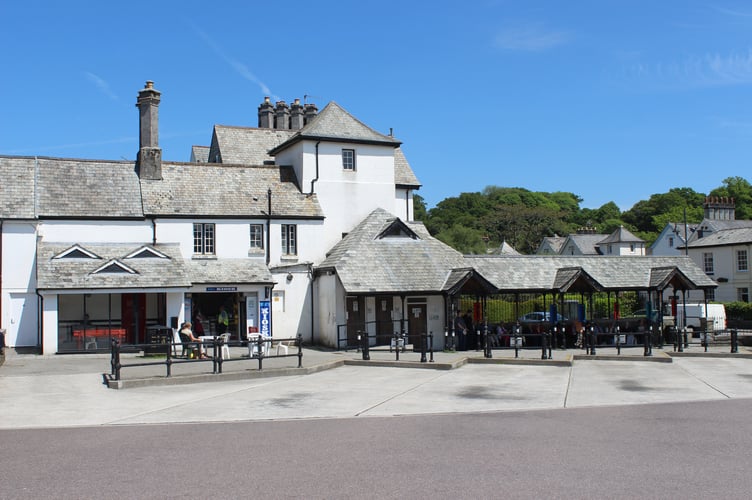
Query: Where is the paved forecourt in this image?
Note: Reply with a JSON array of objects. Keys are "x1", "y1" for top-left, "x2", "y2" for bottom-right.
[{"x1": 1, "y1": 346, "x2": 752, "y2": 429}]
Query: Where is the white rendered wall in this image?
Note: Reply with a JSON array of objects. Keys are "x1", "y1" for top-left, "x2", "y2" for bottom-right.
[
  {"x1": 2, "y1": 222, "x2": 38, "y2": 347},
  {"x1": 394, "y1": 188, "x2": 414, "y2": 221},
  {"x1": 270, "y1": 269, "x2": 312, "y2": 341},
  {"x1": 41, "y1": 294, "x2": 58, "y2": 354},
  {"x1": 40, "y1": 220, "x2": 152, "y2": 243}
]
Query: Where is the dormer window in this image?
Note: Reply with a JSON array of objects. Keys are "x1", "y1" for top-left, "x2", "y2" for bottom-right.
[{"x1": 342, "y1": 149, "x2": 355, "y2": 171}]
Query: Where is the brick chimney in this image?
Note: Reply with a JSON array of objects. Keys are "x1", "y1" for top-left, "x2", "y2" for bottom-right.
[
  {"x1": 290, "y1": 98, "x2": 305, "y2": 129},
  {"x1": 304, "y1": 103, "x2": 318, "y2": 125},
  {"x1": 704, "y1": 196, "x2": 735, "y2": 220},
  {"x1": 275, "y1": 100, "x2": 290, "y2": 129},
  {"x1": 258, "y1": 96, "x2": 274, "y2": 128},
  {"x1": 136, "y1": 81, "x2": 162, "y2": 180}
]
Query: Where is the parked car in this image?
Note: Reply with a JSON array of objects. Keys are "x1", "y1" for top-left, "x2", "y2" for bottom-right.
[{"x1": 518, "y1": 312, "x2": 567, "y2": 323}]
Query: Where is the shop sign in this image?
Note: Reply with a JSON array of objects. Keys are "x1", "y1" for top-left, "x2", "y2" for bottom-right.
[
  {"x1": 260, "y1": 300, "x2": 271, "y2": 337},
  {"x1": 206, "y1": 287, "x2": 237, "y2": 292}
]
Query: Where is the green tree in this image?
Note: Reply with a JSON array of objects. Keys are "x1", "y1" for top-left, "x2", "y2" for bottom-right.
[
  {"x1": 413, "y1": 193, "x2": 427, "y2": 221},
  {"x1": 709, "y1": 176, "x2": 752, "y2": 219},
  {"x1": 434, "y1": 224, "x2": 488, "y2": 254}
]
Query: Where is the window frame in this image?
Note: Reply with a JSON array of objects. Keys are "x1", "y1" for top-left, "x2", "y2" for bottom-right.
[
  {"x1": 703, "y1": 252, "x2": 714, "y2": 275},
  {"x1": 249, "y1": 224, "x2": 264, "y2": 250},
  {"x1": 342, "y1": 149, "x2": 355, "y2": 171},
  {"x1": 281, "y1": 224, "x2": 297, "y2": 256},
  {"x1": 738, "y1": 287, "x2": 750, "y2": 303},
  {"x1": 737, "y1": 249, "x2": 748, "y2": 272},
  {"x1": 193, "y1": 223, "x2": 216, "y2": 255}
]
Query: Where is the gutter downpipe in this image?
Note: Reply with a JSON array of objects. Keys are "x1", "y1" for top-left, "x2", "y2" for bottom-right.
[
  {"x1": 0, "y1": 219, "x2": 3, "y2": 337},
  {"x1": 36, "y1": 290, "x2": 43, "y2": 354},
  {"x1": 149, "y1": 216, "x2": 157, "y2": 245},
  {"x1": 309, "y1": 141, "x2": 321, "y2": 195},
  {"x1": 309, "y1": 263, "x2": 315, "y2": 345},
  {"x1": 266, "y1": 188, "x2": 271, "y2": 266}
]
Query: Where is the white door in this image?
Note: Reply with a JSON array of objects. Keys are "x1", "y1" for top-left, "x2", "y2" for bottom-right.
[{"x1": 10, "y1": 293, "x2": 38, "y2": 347}]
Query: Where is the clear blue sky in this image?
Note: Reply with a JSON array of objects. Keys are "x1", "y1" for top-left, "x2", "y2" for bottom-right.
[{"x1": 2, "y1": 1, "x2": 752, "y2": 211}]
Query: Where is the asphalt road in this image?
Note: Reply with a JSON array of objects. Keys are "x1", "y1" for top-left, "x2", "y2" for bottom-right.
[{"x1": 2, "y1": 398, "x2": 751, "y2": 499}]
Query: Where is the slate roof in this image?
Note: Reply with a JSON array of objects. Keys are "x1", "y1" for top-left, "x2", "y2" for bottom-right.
[
  {"x1": 464, "y1": 255, "x2": 716, "y2": 291},
  {"x1": 191, "y1": 145, "x2": 210, "y2": 163},
  {"x1": 0, "y1": 156, "x2": 36, "y2": 219},
  {"x1": 270, "y1": 102, "x2": 401, "y2": 154},
  {"x1": 0, "y1": 156, "x2": 144, "y2": 219},
  {"x1": 140, "y1": 162, "x2": 323, "y2": 218},
  {"x1": 598, "y1": 226, "x2": 644, "y2": 244},
  {"x1": 0, "y1": 155, "x2": 323, "y2": 220},
  {"x1": 685, "y1": 227, "x2": 752, "y2": 248},
  {"x1": 316, "y1": 208, "x2": 465, "y2": 293},
  {"x1": 37, "y1": 243, "x2": 191, "y2": 290},
  {"x1": 394, "y1": 147, "x2": 420, "y2": 187},
  {"x1": 210, "y1": 126, "x2": 294, "y2": 165},
  {"x1": 560, "y1": 234, "x2": 607, "y2": 255},
  {"x1": 187, "y1": 258, "x2": 273, "y2": 284},
  {"x1": 536, "y1": 235, "x2": 566, "y2": 255},
  {"x1": 491, "y1": 240, "x2": 520, "y2": 255}
]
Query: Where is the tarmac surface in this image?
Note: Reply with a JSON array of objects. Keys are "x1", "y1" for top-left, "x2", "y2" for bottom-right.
[{"x1": 1, "y1": 343, "x2": 752, "y2": 430}]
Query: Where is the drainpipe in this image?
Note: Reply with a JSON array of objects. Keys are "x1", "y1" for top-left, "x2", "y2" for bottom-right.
[
  {"x1": 266, "y1": 188, "x2": 272, "y2": 266},
  {"x1": 308, "y1": 263, "x2": 315, "y2": 345},
  {"x1": 0, "y1": 219, "x2": 3, "y2": 333},
  {"x1": 405, "y1": 190, "x2": 409, "y2": 220},
  {"x1": 36, "y1": 290, "x2": 44, "y2": 354},
  {"x1": 149, "y1": 217, "x2": 157, "y2": 245},
  {"x1": 309, "y1": 141, "x2": 321, "y2": 195}
]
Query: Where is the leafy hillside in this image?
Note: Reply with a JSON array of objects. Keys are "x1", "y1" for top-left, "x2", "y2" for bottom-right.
[{"x1": 414, "y1": 176, "x2": 752, "y2": 254}]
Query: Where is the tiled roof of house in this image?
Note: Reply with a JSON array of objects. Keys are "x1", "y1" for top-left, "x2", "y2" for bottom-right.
[
  {"x1": 140, "y1": 162, "x2": 323, "y2": 218},
  {"x1": 271, "y1": 102, "x2": 401, "y2": 153},
  {"x1": 394, "y1": 147, "x2": 420, "y2": 187},
  {"x1": 598, "y1": 226, "x2": 644, "y2": 244},
  {"x1": 210, "y1": 126, "x2": 294, "y2": 165},
  {"x1": 187, "y1": 258, "x2": 273, "y2": 284},
  {"x1": 37, "y1": 242, "x2": 191, "y2": 290},
  {"x1": 536, "y1": 235, "x2": 566, "y2": 255},
  {"x1": 191, "y1": 145, "x2": 210, "y2": 163},
  {"x1": 0, "y1": 155, "x2": 323, "y2": 220},
  {"x1": 464, "y1": 255, "x2": 716, "y2": 291},
  {"x1": 0, "y1": 156, "x2": 36, "y2": 219},
  {"x1": 317, "y1": 208, "x2": 465, "y2": 293},
  {"x1": 685, "y1": 227, "x2": 752, "y2": 248},
  {"x1": 561, "y1": 234, "x2": 607, "y2": 255}
]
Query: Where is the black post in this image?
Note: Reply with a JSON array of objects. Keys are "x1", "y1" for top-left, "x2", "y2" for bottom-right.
[
  {"x1": 589, "y1": 326, "x2": 597, "y2": 356},
  {"x1": 684, "y1": 326, "x2": 689, "y2": 349},
  {"x1": 361, "y1": 331, "x2": 370, "y2": 361},
  {"x1": 217, "y1": 336, "x2": 224, "y2": 374},
  {"x1": 541, "y1": 329, "x2": 548, "y2": 360},
  {"x1": 420, "y1": 333, "x2": 427, "y2": 363},
  {"x1": 731, "y1": 329, "x2": 738, "y2": 354},
  {"x1": 166, "y1": 338, "x2": 172, "y2": 377},
  {"x1": 703, "y1": 330, "x2": 709, "y2": 353},
  {"x1": 256, "y1": 335, "x2": 264, "y2": 370},
  {"x1": 514, "y1": 324, "x2": 520, "y2": 359},
  {"x1": 112, "y1": 339, "x2": 121, "y2": 381},
  {"x1": 394, "y1": 332, "x2": 401, "y2": 361},
  {"x1": 677, "y1": 326, "x2": 684, "y2": 353},
  {"x1": 429, "y1": 332, "x2": 434, "y2": 362},
  {"x1": 297, "y1": 333, "x2": 303, "y2": 368},
  {"x1": 616, "y1": 326, "x2": 622, "y2": 355}
]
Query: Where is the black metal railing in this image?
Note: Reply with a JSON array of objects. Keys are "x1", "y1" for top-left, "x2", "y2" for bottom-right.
[
  {"x1": 356, "y1": 331, "x2": 434, "y2": 363},
  {"x1": 109, "y1": 334, "x2": 303, "y2": 381}
]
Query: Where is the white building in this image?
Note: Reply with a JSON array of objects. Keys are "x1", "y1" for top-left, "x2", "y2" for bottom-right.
[{"x1": 0, "y1": 81, "x2": 718, "y2": 355}]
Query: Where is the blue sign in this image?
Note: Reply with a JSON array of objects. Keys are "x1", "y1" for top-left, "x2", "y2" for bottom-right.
[
  {"x1": 206, "y1": 287, "x2": 237, "y2": 292},
  {"x1": 260, "y1": 300, "x2": 271, "y2": 337}
]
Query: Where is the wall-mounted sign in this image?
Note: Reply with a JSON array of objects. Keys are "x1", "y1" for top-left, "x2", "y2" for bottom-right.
[
  {"x1": 260, "y1": 300, "x2": 271, "y2": 337},
  {"x1": 206, "y1": 287, "x2": 237, "y2": 292}
]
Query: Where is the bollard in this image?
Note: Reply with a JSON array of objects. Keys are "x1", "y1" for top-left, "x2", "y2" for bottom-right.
[
  {"x1": 420, "y1": 333, "x2": 427, "y2": 363},
  {"x1": 703, "y1": 330, "x2": 709, "y2": 353},
  {"x1": 360, "y1": 331, "x2": 370, "y2": 361},
  {"x1": 683, "y1": 327, "x2": 689, "y2": 349},
  {"x1": 513, "y1": 324, "x2": 521, "y2": 359},
  {"x1": 541, "y1": 330, "x2": 548, "y2": 360},
  {"x1": 297, "y1": 334, "x2": 304, "y2": 368},
  {"x1": 429, "y1": 332, "x2": 434, "y2": 362},
  {"x1": 677, "y1": 327, "x2": 684, "y2": 353},
  {"x1": 589, "y1": 326, "x2": 597, "y2": 356},
  {"x1": 394, "y1": 332, "x2": 401, "y2": 361},
  {"x1": 731, "y1": 329, "x2": 738, "y2": 354},
  {"x1": 616, "y1": 326, "x2": 622, "y2": 355}
]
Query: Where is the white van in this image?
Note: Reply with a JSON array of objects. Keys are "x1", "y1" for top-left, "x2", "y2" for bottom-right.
[{"x1": 675, "y1": 303, "x2": 727, "y2": 333}]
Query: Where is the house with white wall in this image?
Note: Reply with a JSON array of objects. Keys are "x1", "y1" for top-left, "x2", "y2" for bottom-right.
[{"x1": 0, "y1": 80, "x2": 719, "y2": 355}]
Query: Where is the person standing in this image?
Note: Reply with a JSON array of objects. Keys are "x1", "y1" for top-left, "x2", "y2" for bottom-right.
[
  {"x1": 217, "y1": 305, "x2": 229, "y2": 335},
  {"x1": 454, "y1": 310, "x2": 467, "y2": 351},
  {"x1": 463, "y1": 309, "x2": 476, "y2": 350}
]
